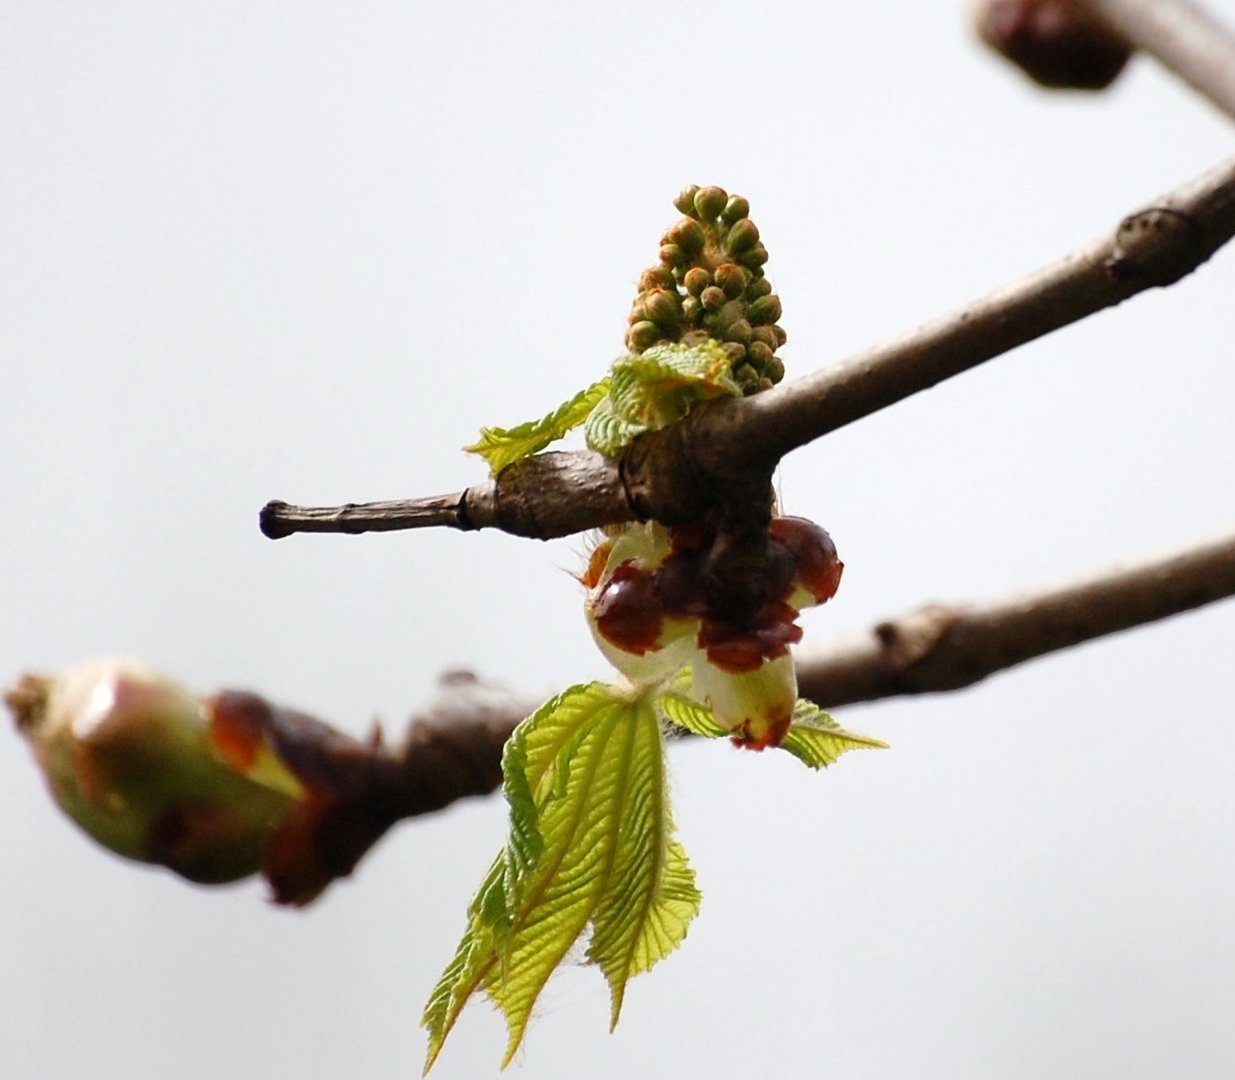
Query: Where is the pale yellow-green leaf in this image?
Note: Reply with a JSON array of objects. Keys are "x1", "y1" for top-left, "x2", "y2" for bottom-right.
[
  {"x1": 464, "y1": 378, "x2": 610, "y2": 476},
  {"x1": 779, "y1": 698, "x2": 890, "y2": 769},
  {"x1": 422, "y1": 683, "x2": 699, "y2": 1072},
  {"x1": 584, "y1": 341, "x2": 742, "y2": 457},
  {"x1": 655, "y1": 689, "x2": 727, "y2": 738},
  {"x1": 582, "y1": 396, "x2": 644, "y2": 458}
]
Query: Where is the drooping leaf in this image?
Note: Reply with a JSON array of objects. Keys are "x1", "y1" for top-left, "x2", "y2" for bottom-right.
[
  {"x1": 422, "y1": 683, "x2": 699, "y2": 1073},
  {"x1": 465, "y1": 378, "x2": 610, "y2": 475},
  {"x1": 777, "y1": 698, "x2": 889, "y2": 769}
]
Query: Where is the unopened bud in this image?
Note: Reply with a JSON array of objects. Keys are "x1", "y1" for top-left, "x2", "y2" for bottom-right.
[
  {"x1": 720, "y1": 195, "x2": 750, "y2": 225},
  {"x1": 973, "y1": 0, "x2": 1132, "y2": 90},
  {"x1": 724, "y1": 218, "x2": 760, "y2": 256},
  {"x1": 693, "y1": 186, "x2": 729, "y2": 222},
  {"x1": 6, "y1": 660, "x2": 298, "y2": 885}
]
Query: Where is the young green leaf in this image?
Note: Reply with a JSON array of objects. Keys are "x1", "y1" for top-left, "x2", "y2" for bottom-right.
[
  {"x1": 654, "y1": 688, "x2": 727, "y2": 738},
  {"x1": 585, "y1": 341, "x2": 742, "y2": 456},
  {"x1": 421, "y1": 683, "x2": 700, "y2": 1073},
  {"x1": 656, "y1": 688, "x2": 888, "y2": 767},
  {"x1": 777, "y1": 698, "x2": 889, "y2": 769},
  {"x1": 464, "y1": 378, "x2": 610, "y2": 476}
]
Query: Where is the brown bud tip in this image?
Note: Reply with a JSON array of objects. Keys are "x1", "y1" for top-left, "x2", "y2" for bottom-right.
[{"x1": 974, "y1": 0, "x2": 1132, "y2": 90}]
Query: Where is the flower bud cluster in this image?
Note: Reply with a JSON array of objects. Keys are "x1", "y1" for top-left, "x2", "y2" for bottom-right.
[
  {"x1": 625, "y1": 186, "x2": 788, "y2": 394},
  {"x1": 584, "y1": 517, "x2": 842, "y2": 748}
]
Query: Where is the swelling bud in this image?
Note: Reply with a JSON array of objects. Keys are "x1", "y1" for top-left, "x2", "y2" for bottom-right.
[{"x1": 6, "y1": 659, "x2": 299, "y2": 884}]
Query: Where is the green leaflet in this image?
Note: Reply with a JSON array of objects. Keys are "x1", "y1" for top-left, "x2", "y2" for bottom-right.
[
  {"x1": 464, "y1": 378, "x2": 610, "y2": 476},
  {"x1": 421, "y1": 683, "x2": 700, "y2": 1073},
  {"x1": 465, "y1": 341, "x2": 744, "y2": 472},
  {"x1": 778, "y1": 698, "x2": 890, "y2": 768},
  {"x1": 585, "y1": 341, "x2": 742, "y2": 456},
  {"x1": 655, "y1": 690, "x2": 889, "y2": 769}
]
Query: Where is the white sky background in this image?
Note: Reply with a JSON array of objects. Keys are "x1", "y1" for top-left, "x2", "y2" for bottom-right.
[{"x1": 3, "y1": 2, "x2": 1235, "y2": 1078}]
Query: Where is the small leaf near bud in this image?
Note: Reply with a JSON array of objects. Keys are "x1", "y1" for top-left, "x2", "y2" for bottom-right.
[
  {"x1": 693, "y1": 185, "x2": 729, "y2": 222},
  {"x1": 720, "y1": 194, "x2": 750, "y2": 225}
]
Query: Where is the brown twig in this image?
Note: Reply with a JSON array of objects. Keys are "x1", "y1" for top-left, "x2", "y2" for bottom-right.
[
  {"x1": 1084, "y1": 0, "x2": 1235, "y2": 119},
  {"x1": 261, "y1": 155, "x2": 1235, "y2": 544},
  {"x1": 393, "y1": 529, "x2": 1235, "y2": 814}
]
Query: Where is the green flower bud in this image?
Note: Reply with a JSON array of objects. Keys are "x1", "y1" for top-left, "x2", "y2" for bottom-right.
[
  {"x1": 720, "y1": 194, "x2": 750, "y2": 225},
  {"x1": 747, "y1": 293, "x2": 783, "y2": 325},
  {"x1": 682, "y1": 296, "x2": 702, "y2": 321},
  {"x1": 732, "y1": 362, "x2": 759, "y2": 390},
  {"x1": 747, "y1": 340, "x2": 775, "y2": 370},
  {"x1": 738, "y1": 242, "x2": 769, "y2": 268},
  {"x1": 638, "y1": 266, "x2": 676, "y2": 293},
  {"x1": 658, "y1": 243, "x2": 683, "y2": 267},
  {"x1": 693, "y1": 186, "x2": 728, "y2": 222},
  {"x1": 751, "y1": 325, "x2": 779, "y2": 350},
  {"x1": 683, "y1": 267, "x2": 712, "y2": 296},
  {"x1": 723, "y1": 318, "x2": 753, "y2": 346},
  {"x1": 699, "y1": 285, "x2": 725, "y2": 311},
  {"x1": 644, "y1": 288, "x2": 683, "y2": 328},
  {"x1": 713, "y1": 262, "x2": 747, "y2": 299},
  {"x1": 673, "y1": 185, "x2": 702, "y2": 217},
  {"x1": 626, "y1": 320, "x2": 662, "y2": 352},
  {"x1": 663, "y1": 218, "x2": 706, "y2": 260},
  {"x1": 745, "y1": 277, "x2": 772, "y2": 300},
  {"x1": 721, "y1": 341, "x2": 746, "y2": 365},
  {"x1": 764, "y1": 355, "x2": 785, "y2": 382},
  {"x1": 724, "y1": 218, "x2": 760, "y2": 256}
]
